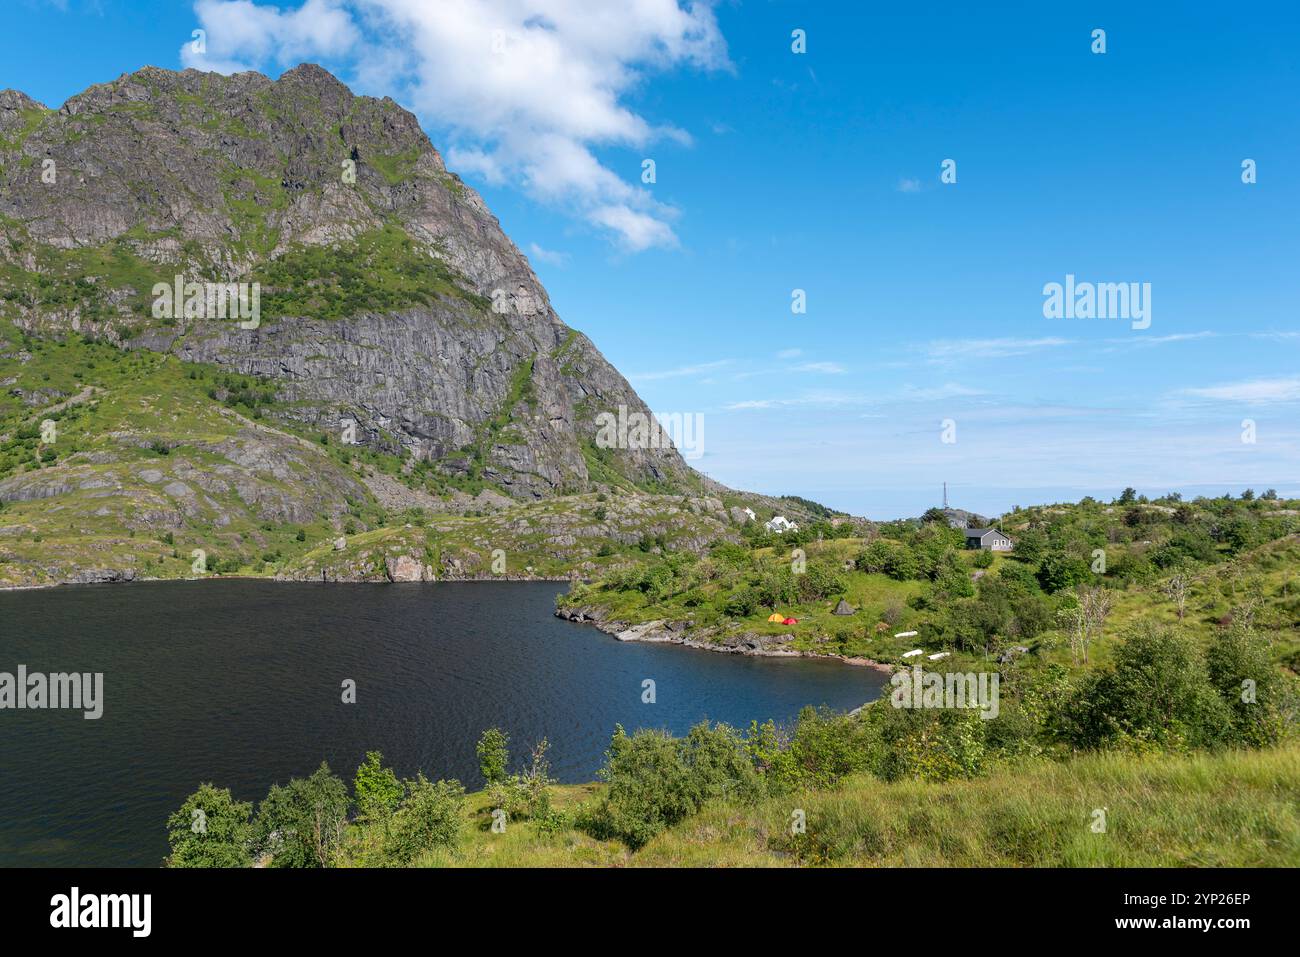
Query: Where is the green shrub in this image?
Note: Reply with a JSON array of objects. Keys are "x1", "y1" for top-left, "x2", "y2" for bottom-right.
[
  {"x1": 476, "y1": 728, "x2": 510, "y2": 786},
  {"x1": 353, "y1": 750, "x2": 403, "y2": 823},
  {"x1": 1065, "y1": 624, "x2": 1231, "y2": 751},
  {"x1": 1206, "y1": 624, "x2": 1291, "y2": 747},
  {"x1": 637, "y1": 562, "x2": 675, "y2": 599},
  {"x1": 165, "y1": 783, "x2": 254, "y2": 868},
  {"x1": 588, "y1": 722, "x2": 763, "y2": 848},
  {"x1": 1036, "y1": 552, "x2": 1091, "y2": 592},
  {"x1": 883, "y1": 543, "x2": 923, "y2": 581},
  {"x1": 383, "y1": 775, "x2": 464, "y2": 864},
  {"x1": 254, "y1": 762, "x2": 351, "y2": 868},
  {"x1": 485, "y1": 738, "x2": 556, "y2": 822},
  {"x1": 874, "y1": 707, "x2": 989, "y2": 783},
  {"x1": 795, "y1": 560, "x2": 847, "y2": 602},
  {"x1": 725, "y1": 586, "x2": 763, "y2": 618},
  {"x1": 757, "y1": 706, "x2": 876, "y2": 792}
]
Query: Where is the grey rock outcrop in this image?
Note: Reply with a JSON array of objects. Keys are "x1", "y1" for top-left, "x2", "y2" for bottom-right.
[{"x1": 0, "y1": 64, "x2": 695, "y2": 500}]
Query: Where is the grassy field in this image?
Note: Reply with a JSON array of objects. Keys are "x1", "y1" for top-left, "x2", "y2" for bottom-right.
[
  {"x1": 339, "y1": 742, "x2": 1300, "y2": 867},
  {"x1": 639, "y1": 745, "x2": 1300, "y2": 867}
]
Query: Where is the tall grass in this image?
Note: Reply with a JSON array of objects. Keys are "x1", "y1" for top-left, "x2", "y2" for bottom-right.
[{"x1": 633, "y1": 744, "x2": 1300, "y2": 867}]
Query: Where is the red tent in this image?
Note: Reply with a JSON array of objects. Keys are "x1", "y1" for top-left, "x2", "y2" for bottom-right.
[{"x1": 782, "y1": 617, "x2": 798, "y2": 625}]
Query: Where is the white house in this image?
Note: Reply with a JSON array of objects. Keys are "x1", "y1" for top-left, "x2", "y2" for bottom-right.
[
  {"x1": 742, "y1": 507, "x2": 757, "y2": 522},
  {"x1": 765, "y1": 515, "x2": 799, "y2": 533}
]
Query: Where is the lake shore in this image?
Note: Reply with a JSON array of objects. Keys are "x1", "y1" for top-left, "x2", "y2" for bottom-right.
[
  {"x1": 0, "y1": 578, "x2": 883, "y2": 866},
  {"x1": 556, "y1": 604, "x2": 894, "y2": 674},
  {"x1": 0, "y1": 571, "x2": 574, "y2": 592},
  {"x1": 0, "y1": 574, "x2": 892, "y2": 673}
]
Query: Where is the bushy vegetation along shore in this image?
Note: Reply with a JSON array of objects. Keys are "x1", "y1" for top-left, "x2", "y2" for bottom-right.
[
  {"x1": 162, "y1": 490, "x2": 1299, "y2": 867},
  {"x1": 165, "y1": 608, "x2": 1297, "y2": 867}
]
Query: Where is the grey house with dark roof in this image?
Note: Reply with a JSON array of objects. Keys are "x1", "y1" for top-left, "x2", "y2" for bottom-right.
[{"x1": 965, "y1": 527, "x2": 1013, "y2": 551}]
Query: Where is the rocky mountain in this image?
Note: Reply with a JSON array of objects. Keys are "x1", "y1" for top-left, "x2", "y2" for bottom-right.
[
  {"x1": 939, "y1": 507, "x2": 991, "y2": 530},
  {"x1": 0, "y1": 63, "x2": 693, "y2": 498},
  {"x1": 0, "y1": 64, "x2": 847, "y2": 586}
]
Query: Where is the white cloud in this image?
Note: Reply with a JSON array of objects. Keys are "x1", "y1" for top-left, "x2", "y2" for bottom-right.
[
  {"x1": 631, "y1": 359, "x2": 732, "y2": 382},
  {"x1": 775, "y1": 348, "x2": 802, "y2": 359},
  {"x1": 183, "y1": 0, "x2": 729, "y2": 250},
  {"x1": 1130, "y1": 332, "x2": 1214, "y2": 345},
  {"x1": 182, "y1": 0, "x2": 359, "y2": 68},
  {"x1": 899, "y1": 382, "x2": 986, "y2": 402},
  {"x1": 723, "y1": 390, "x2": 874, "y2": 412},
  {"x1": 1250, "y1": 331, "x2": 1300, "y2": 342},
  {"x1": 527, "y1": 242, "x2": 569, "y2": 267},
  {"x1": 793, "y1": 361, "x2": 845, "y2": 374},
  {"x1": 896, "y1": 177, "x2": 922, "y2": 193},
  {"x1": 589, "y1": 203, "x2": 678, "y2": 252},
  {"x1": 1183, "y1": 376, "x2": 1300, "y2": 404},
  {"x1": 1102, "y1": 331, "x2": 1216, "y2": 351},
  {"x1": 921, "y1": 337, "x2": 1072, "y2": 362}
]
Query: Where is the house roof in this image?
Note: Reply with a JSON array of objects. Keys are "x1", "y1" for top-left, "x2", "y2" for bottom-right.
[{"x1": 965, "y1": 527, "x2": 1004, "y2": 538}]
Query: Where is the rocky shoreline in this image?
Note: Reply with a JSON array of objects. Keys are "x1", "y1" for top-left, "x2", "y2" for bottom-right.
[
  {"x1": 0, "y1": 569, "x2": 574, "y2": 591},
  {"x1": 555, "y1": 604, "x2": 894, "y2": 673},
  {"x1": 2, "y1": 571, "x2": 894, "y2": 674}
]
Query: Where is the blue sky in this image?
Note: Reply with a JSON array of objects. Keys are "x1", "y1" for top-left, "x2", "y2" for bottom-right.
[{"x1": 4, "y1": 1, "x2": 1299, "y2": 518}]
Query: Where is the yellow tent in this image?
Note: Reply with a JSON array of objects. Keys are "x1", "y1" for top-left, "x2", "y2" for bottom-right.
[{"x1": 767, "y1": 613, "x2": 784, "y2": 622}]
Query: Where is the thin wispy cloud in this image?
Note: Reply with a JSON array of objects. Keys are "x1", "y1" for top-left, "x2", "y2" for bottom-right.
[
  {"x1": 723, "y1": 382, "x2": 983, "y2": 413},
  {"x1": 793, "y1": 361, "x2": 845, "y2": 374},
  {"x1": 724, "y1": 389, "x2": 872, "y2": 412},
  {"x1": 1183, "y1": 376, "x2": 1300, "y2": 404},
  {"x1": 921, "y1": 333, "x2": 1212, "y2": 366},
  {"x1": 899, "y1": 382, "x2": 986, "y2": 402},
  {"x1": 182, "y1": 0, "x2": 731, "y2": 251},
  {"x1": 1250, "y1": 331, "x2": 1300, "y2": 342},
  {"x1": 1132, "y1": 332, "x2": 1215, "y2": 345},
  {"x1": 728, "y1": 357, "x2": 845, "y2": 381},
  {"x1": 630, "y1": 359, "x2": 732, "y2": 382},
  {"x1": 526, "y1": 242, "x2": 569, "y2": 267},
  {"x1": 1102, "y1": 331, "x2": 1216, "y2": 351},
  {"x1": 895, "y1": 177, "x2": 923, "y2": 193},
  {"x1": 920, "y1": 337, "x2": 1072, "y2": 362}
]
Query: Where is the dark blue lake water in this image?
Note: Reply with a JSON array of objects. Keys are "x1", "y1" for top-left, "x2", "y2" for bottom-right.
[{"x1": 0, "y1": 579, "x2": 886, "y2": 866}]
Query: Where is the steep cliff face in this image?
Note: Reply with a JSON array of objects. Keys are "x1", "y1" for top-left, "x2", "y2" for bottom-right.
[{"x1": 0, "y1": 63, "x2": 692, "y2": 499}]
